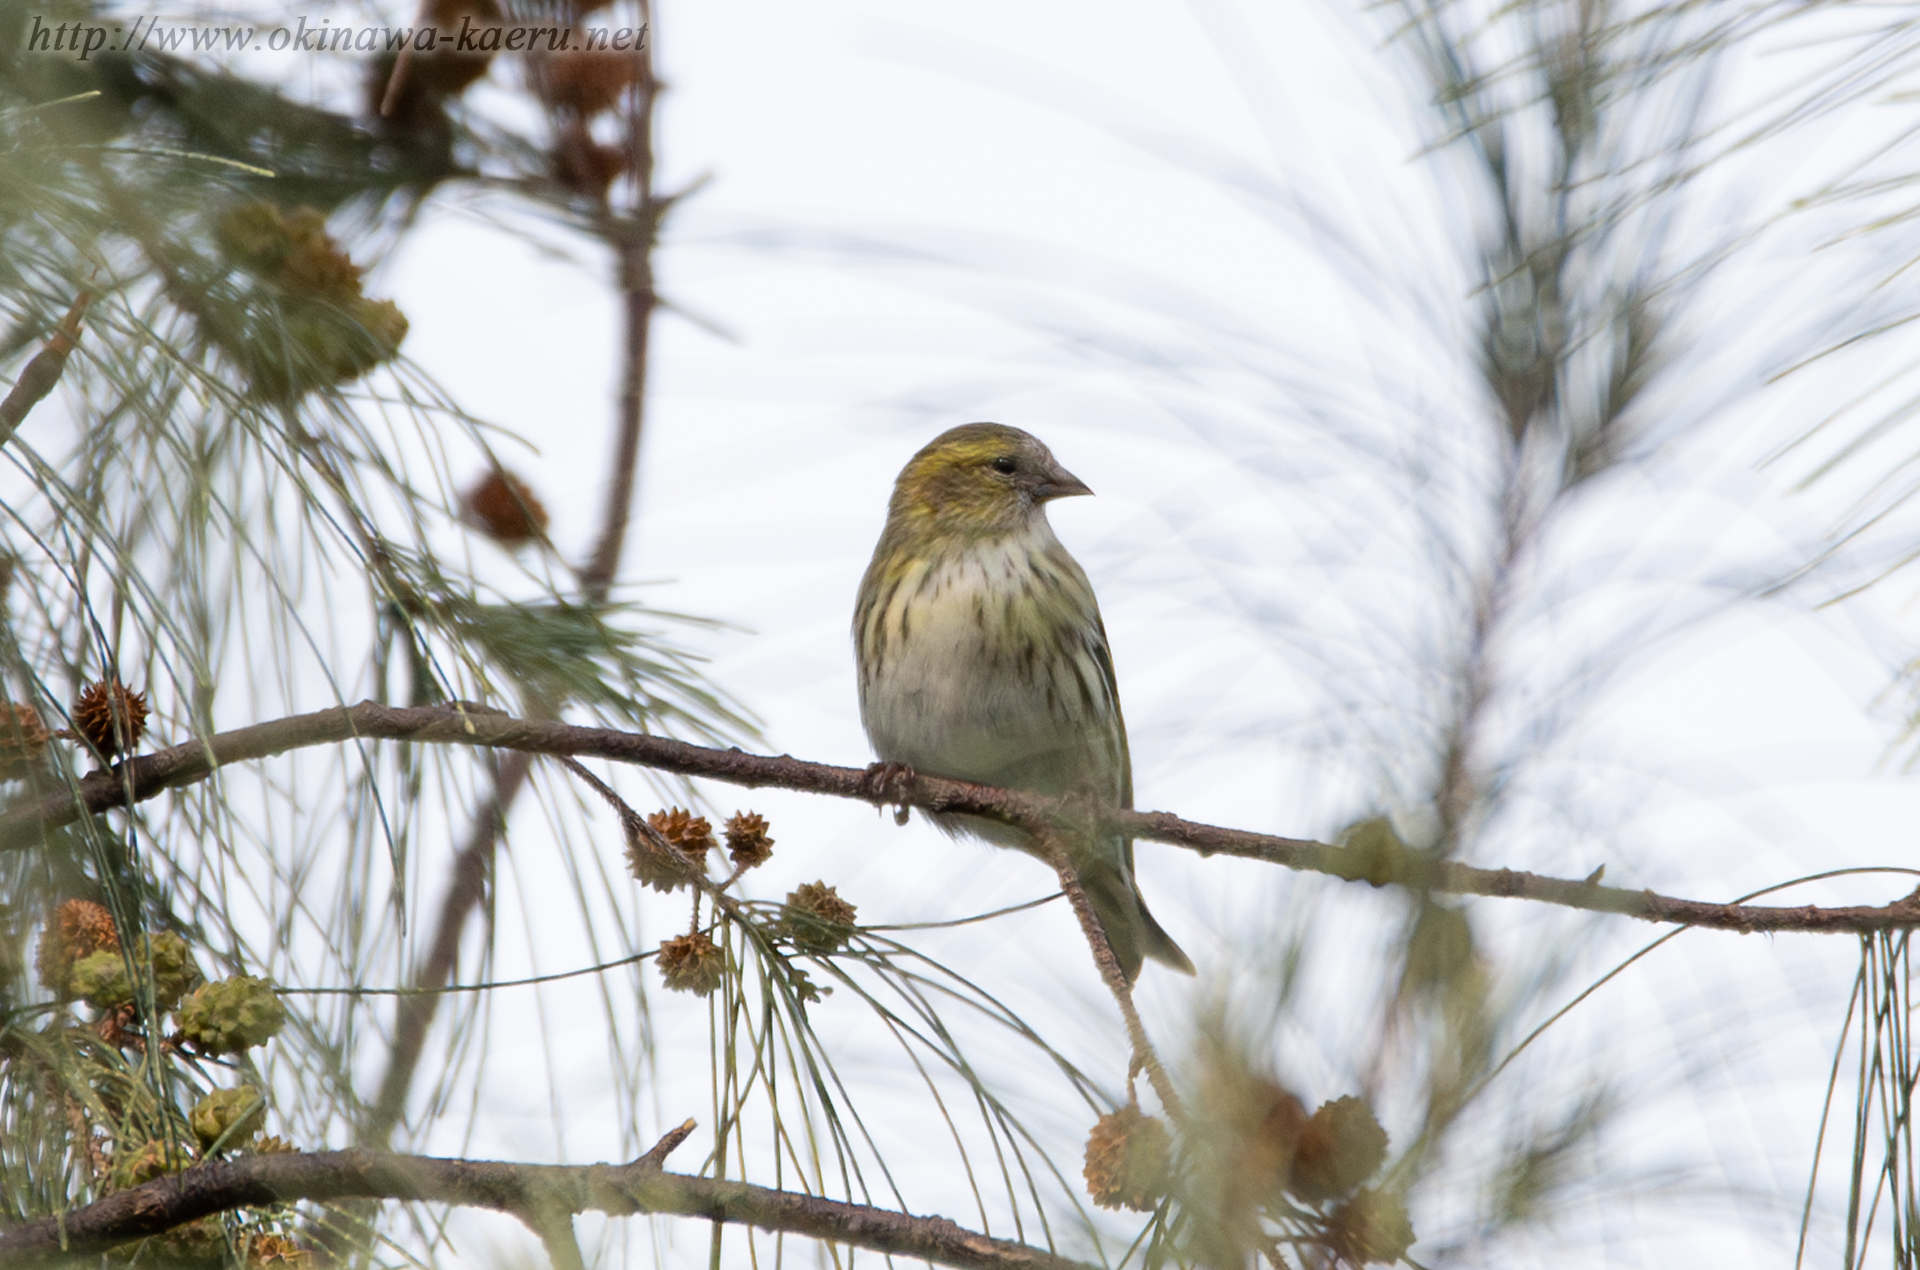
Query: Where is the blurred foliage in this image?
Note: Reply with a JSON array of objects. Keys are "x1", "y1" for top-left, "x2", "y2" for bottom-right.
[{"x1": 0, "y1": 0, "x2": 746, "y2": 1260}]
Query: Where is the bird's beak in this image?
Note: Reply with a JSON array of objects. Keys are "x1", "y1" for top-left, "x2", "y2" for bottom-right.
[{"x1": 1036, "y1": 466, "x2": 1093, "y2": 501}]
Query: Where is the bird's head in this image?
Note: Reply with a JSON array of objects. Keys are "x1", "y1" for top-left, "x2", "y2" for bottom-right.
[{"x1": 887, "y1": 423, "x2": 1092, "y2": 537}]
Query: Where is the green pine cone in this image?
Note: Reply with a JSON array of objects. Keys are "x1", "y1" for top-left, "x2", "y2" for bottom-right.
[
  {"x1": 145, "y1": 931, "x2": 199, "y2": 1007},
  {"x1": 176, "y1": 975, "x2": 286, "y2": 1053},
  {"x1": 108, "y1": 1138, "x2": 193, "y2": 1191},
  {"x1": 190, "y1": 1085, "x2": 267, "y2": 1150},
  {"x1": 67, "y1": 931, "x2": 199, "y2": 1009},
  {"x1": 67, "y1": 948, "x2": 130, "y2": 1007}
]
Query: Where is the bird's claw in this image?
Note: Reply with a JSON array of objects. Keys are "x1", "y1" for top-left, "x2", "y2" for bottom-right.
[
  {"x1": 863, "y1": 761, "x2": 916, "y2": 824},
  {"x1": 863, "y1": 760, "x2": 916, "y2": 800}
]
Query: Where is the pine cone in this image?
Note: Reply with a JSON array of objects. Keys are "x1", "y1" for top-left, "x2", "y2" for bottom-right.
[
  {"x1": 1084, "y1": 1104, "x2": 1171, "y2": 1212},
  {"x1": 626, "y1": 808, "x2": 715, "y2": 893},
  {"x1": 108, "y1": 1138, "x2": 193, "y2": 1191},
  {"x1": 249, "y1": 1234, "x2": 314, "y2": 1268},
  {"x1": 779, "y1": 882, "x2": 857, "y2": 955},
  {"x1": 657, "y1": 932, "x2": 726, "y2": 996},
  {"x1": 532, "y1": 48, "x2": 644, "y2": 114},
  {"x1": 190, "y1": 1085, "x2": 267, "y2": 1150},
  {"x1": 651, "y1": 808, "x2": 716, "y2": 855},
  {"x1": 724, "y1": 812, "x2": 774, "y2": 870},
  {"x1": 36, "y1": 898, "x2": 117, "y2": 994},
  {"x1": 1323, "y1": 1187, "x2": 1416, "y2": 1266},
  {"x1": 67, "y1": 931, "x2": 197, "y2": 1009},
  {"x1": 176, "y1": 975, "x2": 286, "y2": 1052},
  {"x1": 1288, "y1": 1095, "x2": 1389, "y2": 1204},
  {"x1": 464, "y1": 470, "x2": 549, "y2": 545},
  {"x1": 0, "y1": 702, "x2": 49, "y2": 776},
  {"x1": 72, "y1": 680, "x2": 148, "y2": 758}
]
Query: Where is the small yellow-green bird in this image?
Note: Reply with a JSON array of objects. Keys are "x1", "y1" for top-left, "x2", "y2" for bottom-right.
[{"x1": 854, "y1": 423, "x2": 1195, "y2": 984}]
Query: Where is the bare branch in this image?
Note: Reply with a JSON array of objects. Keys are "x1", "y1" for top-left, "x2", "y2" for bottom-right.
[
  {"x1": 0, "y1": 1148, "x2": 1094, "y2": 1270},
  {"x1": 581, "y1": 11, "x2": 662, "y2": 599},
  {"x1": 4, "y1": 702, "x2": 1917, "y2": 935}
]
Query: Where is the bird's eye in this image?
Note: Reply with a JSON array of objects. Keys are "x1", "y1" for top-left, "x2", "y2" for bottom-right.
[{"x1": 990, "y1": 456, "x2": 1018, "y2": 475}]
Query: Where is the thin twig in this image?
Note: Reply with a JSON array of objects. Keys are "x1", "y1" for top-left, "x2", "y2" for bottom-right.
[
  {"x1": 637, "y1": 1118, "x2": 698, "y2": 1169},
  {"x1": 1039, "y1": 830, "x2": 1182, "y2": 1118}
]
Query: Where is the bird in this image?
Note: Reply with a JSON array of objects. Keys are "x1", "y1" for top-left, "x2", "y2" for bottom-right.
[{"x1": 854, "y1": 422, "x2": 1194, "y2": 984}]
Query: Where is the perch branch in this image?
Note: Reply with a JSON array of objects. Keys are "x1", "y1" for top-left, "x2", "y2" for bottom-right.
[{"x1": 5, "y1": 702, "x2": 1918, "y2": 936}]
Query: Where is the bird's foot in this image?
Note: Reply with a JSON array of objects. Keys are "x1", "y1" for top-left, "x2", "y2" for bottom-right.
[{"x1": 863, "y1": 761, "x2": 916, "y2": 825}]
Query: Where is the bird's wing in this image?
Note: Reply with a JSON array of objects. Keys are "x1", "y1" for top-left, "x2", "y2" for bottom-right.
[
  {"x1": 1087, "y1": 612, "x2": 1139, "y2": 877},
  {"x1": 1088, "y1": 615, "x2": 1132, "y2": 812}
]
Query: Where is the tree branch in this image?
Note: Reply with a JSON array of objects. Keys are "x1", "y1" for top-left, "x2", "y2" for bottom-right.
[
  {"x1": 581, "y1": 3, "x2": 660, "y2": 599},
  {"x1": 5, "y1": 702, "x2": 1918, "y2": 936},
  {"x1": 0, "y1": 1148, "x2": 1093, "y2": 1270}
]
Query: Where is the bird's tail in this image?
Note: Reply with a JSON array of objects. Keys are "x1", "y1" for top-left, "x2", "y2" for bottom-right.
[{"x1": 1081, "y1": 856, "x2": 1196, "y2": 985}]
